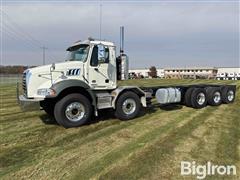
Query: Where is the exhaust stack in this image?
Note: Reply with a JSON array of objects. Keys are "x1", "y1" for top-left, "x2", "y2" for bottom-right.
[
  {"x1": 119, "y1": 26, "x2": 129, "y2": 80},
  {"x1": 120, "y1": 26, "x2": 124, "y2": 54}
]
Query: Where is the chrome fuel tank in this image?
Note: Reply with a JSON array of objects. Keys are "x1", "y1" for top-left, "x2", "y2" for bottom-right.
[{"x1": 155, "y1": 88, "x2": 181, "y2": 104}]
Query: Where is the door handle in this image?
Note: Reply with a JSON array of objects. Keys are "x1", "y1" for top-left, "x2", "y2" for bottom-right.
[{"x1": 94, "y1": 68, "x2": 99, "y2": 71}]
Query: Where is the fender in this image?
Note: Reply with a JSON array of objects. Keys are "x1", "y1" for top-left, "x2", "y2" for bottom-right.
[
  {"x1": 48, "y1": 79, "x2": 97, "y2": 111},
  {"x1": 111, "y1": 86, "x2": 146, "y2": 108}
]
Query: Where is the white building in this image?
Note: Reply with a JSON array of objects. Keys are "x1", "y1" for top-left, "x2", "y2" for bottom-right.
[
  {"x1": 129, "y1": 68, "x2": 149, "y2": 78},
  {"x1": 157, "y1": 69, "x2": 165, "y2": 78},
  {"x1": 164, "y1": 67, "x2": 218, "y2": 79},
  {"x1": 129, "y1": 68, "x2": 164, "y2": 78},
  {"x1": 129, "y1": 67, "x2": 240, "y2": 80}
]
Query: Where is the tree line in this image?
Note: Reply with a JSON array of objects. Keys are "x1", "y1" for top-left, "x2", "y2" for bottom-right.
[{"x1": 0, "y1": 65, "x2": 35, "y2": 74}]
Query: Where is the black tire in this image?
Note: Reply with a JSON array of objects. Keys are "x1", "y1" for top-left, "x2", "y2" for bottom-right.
[
  {"x1": 54, "y1": 93, "x2": 92, "y2": 128},
  {"x1": 191, "y1": 88, "x2": 207, "y2": 109},
  {"x1": 221, "y1": 86, "x2": 236, "y2": 104},
  {"x1": 40, "y1": 100, "x2": 55, "y2": 116},
  {"x1": 184, "y1": 87, "x2": 195, "y2": 107},
  {"x1": 206, "y1": 87, "x2": 222, "y2": 106},
  {"x1": 115, "y1": 91, "x2": 141, "y2": 120}
]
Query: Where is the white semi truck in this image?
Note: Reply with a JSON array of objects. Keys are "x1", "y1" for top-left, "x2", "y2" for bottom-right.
[
  {"x1": 216, "y1": 72, "x2": 240, "y2": 80},
  {"x1": 18, "y1": 29, "x2": 236, "y2": 128}
]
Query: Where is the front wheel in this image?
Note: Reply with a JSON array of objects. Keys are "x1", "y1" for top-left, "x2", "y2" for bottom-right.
[
  {"x1": 40, "y1": 100, "x2": 55, "y2": 116},
  {"x1": 115, "y1": 91, "x2": 141, "y2": 120},
  {"x1": 54, "y1": 93, "x2": 92, "y2": 128}
]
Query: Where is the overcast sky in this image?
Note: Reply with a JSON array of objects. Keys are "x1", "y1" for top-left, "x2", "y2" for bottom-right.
[{"x1": 1, "y1": 0, "x2": 239, "y2": 68}]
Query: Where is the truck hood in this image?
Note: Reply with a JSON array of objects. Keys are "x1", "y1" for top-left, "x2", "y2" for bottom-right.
[
  {"x1": 26, "y1": 61, "x2": 83, "y2": 74},
  {"x1": 24, "y1": 61, "x2": 85, "y2": 98}
]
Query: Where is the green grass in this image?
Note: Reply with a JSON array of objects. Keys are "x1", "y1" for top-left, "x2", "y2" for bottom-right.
[
  {"x1": 0, "y1": 79, "x2": 239, "y2": 180},
  {"x1": 0, "y1": 75, "x2": 21, "y2": 85}
]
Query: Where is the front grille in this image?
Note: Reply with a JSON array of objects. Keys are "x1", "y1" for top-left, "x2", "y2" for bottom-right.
[{"x1": 22, "y1": 72, "x2": 27, "y2": 96}]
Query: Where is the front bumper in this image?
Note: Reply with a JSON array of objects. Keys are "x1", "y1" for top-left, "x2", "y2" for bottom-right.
[
  {"x1": 18, "y1": 95, "x2": 41, "y2": 111},
  {"x1": 17, "y1": 83, "x2": 42, "y2": 111}
]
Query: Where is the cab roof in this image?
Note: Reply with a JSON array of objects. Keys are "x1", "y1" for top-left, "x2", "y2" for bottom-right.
[{"x1": 67, "y1": 38, "x2": 115, "y2": 51}]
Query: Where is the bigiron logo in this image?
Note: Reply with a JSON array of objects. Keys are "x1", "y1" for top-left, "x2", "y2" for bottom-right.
[{"x1": 180, "y1": 161, "x2": 237, "y2": 179}]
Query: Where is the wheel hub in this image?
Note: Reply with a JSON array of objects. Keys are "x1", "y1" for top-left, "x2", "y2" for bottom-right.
[
  {"x1": 122, "y1": 98, "x2": 136, "y2": 115},
  {"x1": 197, "y1": 92, "x2": 206, "y2": 105},
  {"x1": 227, "y1": 90, "x2": 234, "y2": 101},
  {"x1": 213, "y1": 91, "x2": 221, "y2": 103},
  {"x1": 65, "y1": 102, "x2": 85, "y2": 122}
]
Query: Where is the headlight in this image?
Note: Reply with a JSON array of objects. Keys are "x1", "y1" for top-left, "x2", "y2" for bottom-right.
[
  {"x1": 25, "y1": 70, "x2": 31, "y2": 85},
  {"x1": 37, "y1": 88, "x2": 56, "y2": 96}
]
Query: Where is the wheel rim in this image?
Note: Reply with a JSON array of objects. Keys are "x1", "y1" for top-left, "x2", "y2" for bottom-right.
[
  {"x1": 197, "y1": 92, "x2": 206, "y2": 105},
  {"x1": 65, "y1": 102, "x2": 85, "y2": 122},
  {"x1": 122, "y1": 98, "x2": 136, "y2": 115},
  {"x1": 227, "y1": 90, "x2": 234, "y2": 101},
  {"x1": 213, "y1": 91, "x2": 221, "y2": 104}
]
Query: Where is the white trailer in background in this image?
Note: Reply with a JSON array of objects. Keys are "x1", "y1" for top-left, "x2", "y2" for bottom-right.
[
  {"x1": 216, "y1": 72, "x2": 227, "y2": 80},
  {"x1": 216, "y1": 72, "x2": 240, "y2": 81},
  {"x1": 237, "y1": 73, "x2": 240, "y2": 80},
  {"x1": 227, "y1": 73, "x2": 236, "y2": 80},
  {"x1": 217, "y1": 67, "x2": 240, "y2": 81}
]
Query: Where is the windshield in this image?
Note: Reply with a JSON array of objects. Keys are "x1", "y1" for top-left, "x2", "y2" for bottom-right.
[{"x1": 66, "y1": 45, "x2": 89, "y2": 62}]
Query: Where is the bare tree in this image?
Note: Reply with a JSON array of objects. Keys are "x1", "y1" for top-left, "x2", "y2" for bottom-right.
[{"x1": 148, "y1": 66, "x2": 157, "y2": 78}]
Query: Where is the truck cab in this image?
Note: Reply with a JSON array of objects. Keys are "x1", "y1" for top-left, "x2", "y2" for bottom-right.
[
  {"x1": 18, "y1": 38, "x2": 147, "y2": 128},
  {"x1": 67, "y1": 39, "x2": 117, "y2": 90},
  {"x1": 21, "y1": 39, "x2": 130, "y2": 97}
]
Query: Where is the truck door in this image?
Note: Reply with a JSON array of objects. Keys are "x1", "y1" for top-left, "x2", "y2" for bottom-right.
[{"x1": 88, "y1": 44, "x2": 114, "y2": 89}]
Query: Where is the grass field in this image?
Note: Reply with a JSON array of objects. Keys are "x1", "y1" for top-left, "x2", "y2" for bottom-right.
[{"x1": 1, "y1": 78, "x2": 240, "y2": 179}]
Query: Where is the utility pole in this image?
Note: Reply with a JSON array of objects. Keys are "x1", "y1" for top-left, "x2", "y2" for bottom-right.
[
  {"x1": 99, "y1": 0, "x2": 102, "y2": 40},
  {"x1": 40, "y1": 46, "x2": 47, "y2": 65}
]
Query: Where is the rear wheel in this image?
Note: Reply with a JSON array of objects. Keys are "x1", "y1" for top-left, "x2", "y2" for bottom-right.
[
  {"x1": 54, "y1": 93, "x2": 92, "y2": 128},
  {"x1": 221, "y1": 86, "x2": 235, "y2": 104},
  {"x1": 115, "y1": 91, "x2": 141, "y2": 120},
  {"x1": 206, "y1": 87, "x2": 222, "y2": 106},
  {"x1": 184, "y1": 87, "x2": 195, "y2": 107},
  {"x1": 191, "y1": 88, "x2": 207, "y2": 109}
]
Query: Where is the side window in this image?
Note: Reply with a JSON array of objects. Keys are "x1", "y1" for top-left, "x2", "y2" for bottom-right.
[
  {"x1": 98, "y1": 45, "x2": 110, "y2": 64},
  {"x1": 90, "y1": 45, "x2": 110, "y2": 67},
  {"x1": 90, "y1": 46, "x2": 98, "y2": 66},
  {"x1": 104, "y1": 47, "x2": 109, "y2": 63}
]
